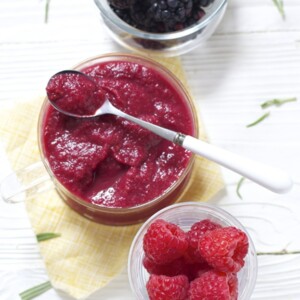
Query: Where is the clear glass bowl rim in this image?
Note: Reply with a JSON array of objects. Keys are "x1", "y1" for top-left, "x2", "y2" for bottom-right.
[{"x1": 94, "y1": 0, "x2": 228, "y2": 41}]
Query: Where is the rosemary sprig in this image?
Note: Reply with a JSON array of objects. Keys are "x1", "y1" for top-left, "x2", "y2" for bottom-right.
[
  {"x1": 44, "y1": 0, "x2": 51, "y2": 23},
  {"x1": 236, "y1": 177, "x2": 245, "y2": 200},
  {"x1": 257, "y1": 249, "x2": 300, "y2": 256},
  {"x1": 261, "y1": 97, "x2": 297, "y2": 109},
  {"x1": 246, "y1": 112, "x2": 270, "y2": 128},
  {"x1": 36, "y1": 232, "x2": 61, "y2": 242},
  {"x1": 19, "y1": 281, "x2": 52, "y2": 300},
  {"x1": 272, "y1": 0, "x2": 285, "y2": 19}
]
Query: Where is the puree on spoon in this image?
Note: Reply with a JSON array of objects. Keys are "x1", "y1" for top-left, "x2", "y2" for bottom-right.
[{"x1": 42, "y1": 58, "x2": 195, "y2": 209}]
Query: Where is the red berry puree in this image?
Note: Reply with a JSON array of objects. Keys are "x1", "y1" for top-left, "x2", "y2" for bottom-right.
[
  {"x1": 42, "y1": 60, "x2": 195, "y2": 208},
  {"x1": 46, "y1": 71, "x2": 105, "y2": 116}
]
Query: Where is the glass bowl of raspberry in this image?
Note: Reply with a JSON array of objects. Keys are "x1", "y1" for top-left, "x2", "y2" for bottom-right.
[
  {"x1": 38, "y1": 53, "x2": 199, "y2": 225},
  {"x1": 94, "y1": 0, "x2": 228, "y2": 56},
  {"x1": 128, "y1": 202, "x2": 257, "y2": 299}
]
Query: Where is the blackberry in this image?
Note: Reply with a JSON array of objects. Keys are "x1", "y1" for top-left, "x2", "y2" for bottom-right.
[
  {"x1": 130, "y1": 2, "x2": 152, "y2": 28},
  {"x1": 198, "y1": 0, "x2": 214, "y2": 7},
  {"x1": 184, "y1": 7, "x2": 205, "y2": 28},
  {"x1": 113, "y1": 8, "x2": 135, "y2": 26},
  {"x1": 109, "y1": 0, "x2": 211, "y2": 33},
  {"x1": 145, "y1": 0, "x2": 194, "y2": 31},
  {"x1": 133, "y1": 38, "x2": 166, "y2": 50},
  {"x1": 108, "y1": 0, "x2": 130, "y2": 9}
]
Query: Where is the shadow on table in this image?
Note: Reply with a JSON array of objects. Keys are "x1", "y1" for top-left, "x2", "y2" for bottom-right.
[{"x1": 182, "y1": 1, "x2": 241, "y2": 98}]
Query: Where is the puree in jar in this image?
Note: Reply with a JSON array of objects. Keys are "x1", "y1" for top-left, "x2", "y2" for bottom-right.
[{"x1": 43, "y1": 60, "x2": 195, "y2": 208}]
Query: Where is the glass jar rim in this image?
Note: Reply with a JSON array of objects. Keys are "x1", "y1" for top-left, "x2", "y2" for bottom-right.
[
  {"x1": 94, "y1": 0, "x2": 228, "y2": 41},
  {"x1": 38, "y1": 53, "x2": 199, "y2": 215}
]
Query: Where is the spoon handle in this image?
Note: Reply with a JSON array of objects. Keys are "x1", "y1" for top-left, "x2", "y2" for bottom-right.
[
  {"x1": 181, "y1": 135, "x2": 293, "y2": 194},
  {"x1": 112, "y1": 105, "x2": 293, "y2": 193}
]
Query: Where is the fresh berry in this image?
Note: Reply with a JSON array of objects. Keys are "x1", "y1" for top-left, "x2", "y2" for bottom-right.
[
  {"x1": 111, "y1": 8, "x2": 134, "y2": 25},
  {"x1": 143, "y1": 219, "x2": 188, "y2": 265},
  {"x1": 133, "y1": 38, "x2": 166, "y2": 50},
  {"x1": 146, "y1": 274, "x2": 189, "y2": 300},
  {"x1": 109, "y1": 0, "x2": 210, "y2": 34},
  {"x1": 145, "y1": 0, "x2": 194, "y2": 31},
  {"x1": 143, "y1": 256, "x2": 187, "y2": 277},
  {"x1": 108, "y1": 0, "x2": 130, "y2": 9},
  {"x1": 227, "y1": 272, "x2": 238, "y2": 300},
  {"x1": 143, "y1": 254, "x2": 213, "y2": 281},
  {"x1": 186, "y1": 262, "x2": 213, "y2": 281},
  {"x1": 198, "y1": 226, "x2": 249, "y2": 273},
  {"x1": 185, "y1": 219, "x2": 222, "y2": 264},
  {"x1": 183, "y1": 6, "x2": 205, "y2": 28},
  {"x1": 141, "y1": 220, "x2": 247, "y2": 299},
  {"x1": 188, "y1": 270, "x2": 238, "y2": 300},
  {"x1": 198, "y1": 0, "x2": 215, "y2": 7}
]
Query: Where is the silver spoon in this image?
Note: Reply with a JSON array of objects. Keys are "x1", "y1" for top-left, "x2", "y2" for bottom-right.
[{"x1": 46, "y1": 70, "x2": 293, "y2": 194}]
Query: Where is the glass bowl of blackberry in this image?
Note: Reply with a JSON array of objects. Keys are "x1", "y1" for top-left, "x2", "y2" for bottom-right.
[
  {"x1": 128, "y1": 202, "x2": 257, "y2": 299},
  {"x1": 94, "y1": 0, "x2": 228, "y2": 56}
]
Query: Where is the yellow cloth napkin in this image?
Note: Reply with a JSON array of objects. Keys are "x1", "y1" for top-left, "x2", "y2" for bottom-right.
[{"x1": 0, "y1": 56, "x2": 224, "y2": 299}]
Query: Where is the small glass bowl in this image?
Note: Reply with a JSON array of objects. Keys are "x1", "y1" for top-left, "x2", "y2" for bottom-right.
[
  {"x1": 128, "y1": 202, "x2": 257, "y2": 299},
  {"x1": 94, "y1": 0, "x2": 228, "y2": 57},
  {"x1": 38, "y1": 53, "x2": 199, "y2": 226}
]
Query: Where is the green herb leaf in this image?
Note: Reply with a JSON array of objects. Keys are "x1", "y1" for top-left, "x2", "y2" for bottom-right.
[
  {"x1": 44, "y1": 0, "x2": 51, "y2": 23},
  {"x1": 236, "y1": 177, "x2": 245, "y2": 200},
  {"x1": 257, "y1": 249, "x2": 300, "y2": 256},
  {"x1": 272, "y1": 0, "x2": 285, "y2": 19},
  {"x1": 36, "y1": 232, "x2": 61, "y2": 242},
  {"x1": 19, "y1": 281, "x2": 52, "y2": 300},
  {"x1": 246, "y1": 112, "x2": 270, "y2": 128},
  {"x1": 261, "y1": 97, "x2": 297, "y2": 109}
]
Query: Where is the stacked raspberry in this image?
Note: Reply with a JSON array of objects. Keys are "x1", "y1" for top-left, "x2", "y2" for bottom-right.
[{"x1": 142, "y1": 219, "x2": 249, "y2": 300}]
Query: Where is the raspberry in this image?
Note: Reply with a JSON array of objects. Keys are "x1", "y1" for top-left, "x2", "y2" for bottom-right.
[
  {"x1": 186, "y1": 262, "x2": 212, "y2": 281},
  {"x1": 198, "y1": 227, "x2": 249, "y2": 273},
  {"x1": 143, "y1": 255, "x2": 214, "y2": 282},
  {"x1": 227, "y1": 272, "x2": 238, "y2": 300},
  {"x1": 146, "y1": 274, "x2": 189, "y2": 300},
  {"x1": 143, "y1": 219, "x2": 188, "y2": 265},
  {"x1": 143, "y1": 256, "x2": 187, "y2": 277},
  {"x1": 188, "y1": 270, "x2": 238, "y2": 300},
  {"x1": 185, "y1": 219, "x2": 222, "y2": 264}
]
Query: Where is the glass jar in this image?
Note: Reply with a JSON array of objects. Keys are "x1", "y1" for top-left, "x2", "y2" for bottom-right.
[{"x1": 38, "y1": 53, "x2": 199, "y2": 225}]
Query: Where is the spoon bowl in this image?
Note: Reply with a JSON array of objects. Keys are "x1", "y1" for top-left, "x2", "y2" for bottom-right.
[{"x1": 46, "y1": 70, "x2": 104, "y2": 118}]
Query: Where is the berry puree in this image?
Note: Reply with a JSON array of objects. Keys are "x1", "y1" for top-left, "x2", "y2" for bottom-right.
[
  {"x1": 46, "y1": 71, "x2": 105, "y2": 116},
  {"x1": 42, "y1": 59, "x2": 195, "y2": 208}
]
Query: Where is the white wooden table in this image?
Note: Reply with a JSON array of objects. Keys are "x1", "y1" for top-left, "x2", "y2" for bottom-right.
[{"x1": 1, "y1": 1, "x2": 300, "y2": 299}]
